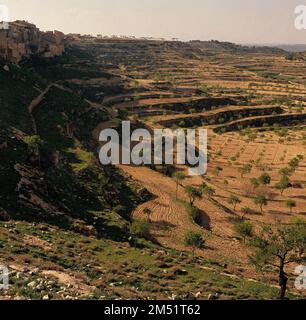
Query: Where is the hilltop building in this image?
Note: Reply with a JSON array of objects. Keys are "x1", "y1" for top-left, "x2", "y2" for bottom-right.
[{"x1": 0, "y1": 20, "x2": 65, "y2": 62}]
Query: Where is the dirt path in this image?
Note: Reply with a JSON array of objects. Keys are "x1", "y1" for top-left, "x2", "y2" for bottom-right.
[
  {"x1": 28, "y1": 83, "x2": 72, "y2": 114},
  {"x1": 27, "y1": 83, "x2": 73, "y2": 133},
  {"x1": 41, "y1": 270, "x2": 93, "y2": 295}
]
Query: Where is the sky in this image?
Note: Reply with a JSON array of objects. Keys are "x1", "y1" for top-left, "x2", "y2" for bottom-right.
[{"x1": 1, "y1": 0, "x2": 306, "y2": 44}]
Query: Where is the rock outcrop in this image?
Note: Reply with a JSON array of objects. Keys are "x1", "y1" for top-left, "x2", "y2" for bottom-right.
[{"x1": 0, "y1": 20, "x2": 65, "y2": 62}]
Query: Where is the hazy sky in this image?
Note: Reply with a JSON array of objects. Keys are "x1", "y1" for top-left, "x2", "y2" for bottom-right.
[{"x1": 2, "y1": 0, "x2": 306, "y2": 44}]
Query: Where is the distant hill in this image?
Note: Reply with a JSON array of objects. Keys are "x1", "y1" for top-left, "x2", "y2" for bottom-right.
[
  {"x1": 189, "y1": 40, "x2": 286, "y2": 55},
  {"x1": 273, "y1": 44, "x2": 306, "y2": 52},
  {"x1": 246, "y1": 44, "x2": 306, "y2": 53}
]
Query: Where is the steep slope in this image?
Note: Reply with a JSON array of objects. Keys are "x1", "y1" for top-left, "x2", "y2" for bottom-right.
[{"x1": 0, "y1": 53, "x2": 145, "y2": 237}]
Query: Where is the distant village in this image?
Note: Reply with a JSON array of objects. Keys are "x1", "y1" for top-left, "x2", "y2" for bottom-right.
[
  {"x1": 0, "y1": 21, "x2": 66, "y2": 62},
  {"x1": 0, "y1": 20, "x2": 180, "y2": 63}
]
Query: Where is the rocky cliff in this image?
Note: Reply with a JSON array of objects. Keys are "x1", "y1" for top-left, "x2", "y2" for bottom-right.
[{"x1": 0, "y1": 20, "x2": 65, "y2": 62}]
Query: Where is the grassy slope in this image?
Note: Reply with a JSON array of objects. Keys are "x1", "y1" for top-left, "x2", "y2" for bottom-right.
[{"x1": 0, "y1": 220, "x2": 282, "y2": 300}]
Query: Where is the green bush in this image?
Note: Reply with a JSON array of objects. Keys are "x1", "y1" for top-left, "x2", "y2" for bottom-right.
[
  {"x1": 234, "y1": 222, "x2": 253, "y2": 243},
  {"x1": 130, "y1": 219, "x2": 150, "y2": 239}
]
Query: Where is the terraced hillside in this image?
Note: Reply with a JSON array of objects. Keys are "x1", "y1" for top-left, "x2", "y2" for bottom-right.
[
  {"x1": 78, "y1": 39, "x2": 306, "y2": 298},
  {"x1": 0, "y1": 39, "x2": 305, "y2": 300}
]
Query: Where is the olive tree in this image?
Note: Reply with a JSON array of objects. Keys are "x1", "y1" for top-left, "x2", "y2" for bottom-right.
[
  {"x1": 184, "y1": 231, "x2": 205, "y2": 261},
  {"x1": 239, "y1": 163, "x2": 253, "y2": 178},
  {"x1": 234, "y1": 222, "x2": 253, "y2": 243},
  {"x1": 172, "y1": 172, "x2": 186, "y2": 199},
  {"x1": 285, "y1": 200, "x2": 296, "y2": 213},
  {"x1": 200, "y1": 182, "x2": 216, "y2": 199},
  {"x1": 259, "y1": 173, "x2": 271, "y2": 186},
  {"x1": 228, "y1": 194, "x2": 241, "y2": 210},
  {"x1": 275, "y1": 176, "x2": 290, "y2": 196},
  {"x1": 254, "y1": 194, "x2": 268, "y2": 213},
  {"x1": 185, "y1": 186, "x2": 202, "y2": 207},
  {"x1": 249, "y1": 223, "x2": 306, "y2": 299}
]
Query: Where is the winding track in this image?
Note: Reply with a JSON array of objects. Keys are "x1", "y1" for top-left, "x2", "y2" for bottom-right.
[{"x1": 28, "y1": 83, "x2": 72, "y2": 114}]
